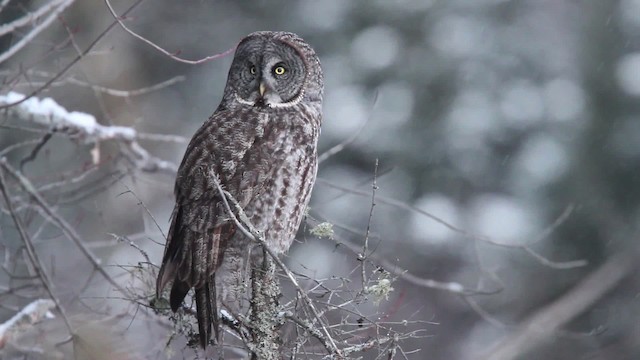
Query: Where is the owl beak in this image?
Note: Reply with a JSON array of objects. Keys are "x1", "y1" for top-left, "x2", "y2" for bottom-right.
[{"x1": 259, "y1": 82, "x2": 267, "y2": 97}]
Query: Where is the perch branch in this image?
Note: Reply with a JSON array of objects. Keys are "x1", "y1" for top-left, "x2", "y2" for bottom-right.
[{"x1": 209, "y1": 170, "x2": 342, "y2": 357}]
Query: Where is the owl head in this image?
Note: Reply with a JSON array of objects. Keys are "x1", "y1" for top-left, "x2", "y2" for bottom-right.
[{"x1": 221, "y1": 31, "x2": 323, "y2": 110}]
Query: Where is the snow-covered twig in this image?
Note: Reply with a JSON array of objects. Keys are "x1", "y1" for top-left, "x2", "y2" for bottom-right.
[
  {"x1": 1, "y1": 91, "x2": 134, "y2": 141},
  {"x1": 0, "y1": 91, "x2": 177, "y2": 173},
  {"x1": 0, "y1": 299, "x2": 55, "y2": 349}
]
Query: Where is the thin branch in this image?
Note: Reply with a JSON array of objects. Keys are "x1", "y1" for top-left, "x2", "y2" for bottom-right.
[
  {"x1": 318, "y1": 90, "x2": 378, "y2": 164},
  {"x1": 115, "y1": 180, "x2": 166, "y2": 239},
  {"x1": 60, "y1": 75, "x2": 186, "y2": 97},
  {"x1": 208, "y1": 169, "x2": 342, "y2": 357},
  {"x1": 136, "y1": 132, "x2": 189, "y2": 143},
  {"x1": 360, "y1": 159, "x2": 379, "y2": 291},
  {"x1": 0, "y1": 91, "x2": 179, "y2": 173},
  {"x1": 0, "y1": 158, "x2": 127, "y2": 295},
  {"x1": 0, "y1": 0, "x2": 76, "y2": 65},
  {"x1": 317, "y1": 178, "x2": 585, "y2": 269},
  {"x1": 483, "y1": 251, "x2": 635, "y2": 360},
  {"x1": 103, "y1": 0, "x2": 235, "y2": 64},
  {"x1": 0, "y1": 299, "x2": 56, "y2": 347},
  {"x1": 308, "y1": 216, "x2": 498, "y2": 296},
  {"x1": 0, "y1": 169, "x2": 74, "y2": 335},
  {"x1": 0, "y1": 0, "x2": 66, "y2": 37},
  {"x1": 4, "y1": 69, "x2": 186, "y2": 98},
  {"x1": 0, "y1": 0, "x2": 145, "y2": 109}
]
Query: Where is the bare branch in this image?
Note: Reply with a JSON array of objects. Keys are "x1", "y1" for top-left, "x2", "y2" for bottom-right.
[
  {"x1": 0, "y1": 299, "x2": 56, "y2": 349},
  {"x1": 0, "y1": 0, "x2": 145, "y2": 109},
  {"x1": 0, "y1": 0, "x2": 76, "y2": 65},
  {"x1": 360, "y1": 159, "x2": 379, "y2": 291},
  {"x1": 0, "y1": 170, "x2": 74, "y2": 335},
  {"x1": 318, "y1": 90, "x2": 378, "y2": 164},
  {"x1": 0, "y1": 91, "x2": 178, "y2": 173},
  {"x1": 483, "y1": 251, "x2": 635, "y2": 360},
  {"x1": 0, "y1": 159, "x2": 127, "y2": 295},
  {"x1": 3, "y1": 70, "x2": 186, "y2": 98},
  {"x1": 317, "y1": 178, "x2": 586, "y2": 269},
  {"x1": 103, "y1": 0, "x2": 235, "y2": 65},
  {"x1": 208, "y1": 169, "x2": 343, "y2": 357}
]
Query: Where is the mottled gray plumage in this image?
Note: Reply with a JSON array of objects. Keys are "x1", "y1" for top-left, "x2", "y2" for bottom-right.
[{"x1": 156, "y1": 31, "x2": 323, "y2": 348}]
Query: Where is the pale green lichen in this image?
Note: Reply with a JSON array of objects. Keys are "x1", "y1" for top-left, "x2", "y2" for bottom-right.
[
  {"x1": 366, "y1": 278, "x2": 394, "y2": 305},
  {"x1": 310, "y1": 222, "x2": 334, "y2": 239}
]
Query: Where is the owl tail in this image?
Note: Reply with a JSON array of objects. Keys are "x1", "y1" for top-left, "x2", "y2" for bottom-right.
[
  {"x1": 194, "y1": 278, "x2": 220, "y2": 348},
  {"x1": 156, "y1": 205, "x2": 229, "y2": 348}
]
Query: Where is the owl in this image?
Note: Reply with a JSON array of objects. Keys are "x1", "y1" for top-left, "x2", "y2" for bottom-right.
[{"x1": 156, "y1": 31, "x2": 323, "y2": 348}]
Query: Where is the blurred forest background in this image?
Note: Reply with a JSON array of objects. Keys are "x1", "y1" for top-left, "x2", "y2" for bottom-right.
[{"x1": 0, "y1": 0, "x2": 639, "y2": 359}]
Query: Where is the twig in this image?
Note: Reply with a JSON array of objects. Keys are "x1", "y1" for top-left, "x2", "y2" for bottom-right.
[
  {"x1": 3, "y1": 70, "x2": 186, "y2": 98},
  {"x1": 0, "y1": 91, "x2": 179, "y2": 174},
  {"x1": 283, "y1": 312, "x2": 336, "y2": 356},
  {"x1": 360, "y1": 159, "x2": 379, "y2": 291},
  {"x1": 209, "y1": 170, "x2": 343, "y2": 358},
  {"x1": 308, "y1": 216, "x2": 495, "y2": 295},
  {"x1": 0, "y1": 0, "x2": 75, "y2": 65},
  {"x1": 316, "y1": 178, "x2": 585, "y2": 269},
  {"x1": 318, "y1": 90, "x2": 378, "y2": 164},
  {"x1": 0, "y1": 0, "x2": 67, "y2": 37},
  {"x1": 0, "y1": 0, "x2": 145, "y2": 109},
  {"x1": 0, "y1": 170, "x2": 74, "y2": 335},
  {"x1": 483, "y1": 251, "x2": 635, "y2": 360},
  {"x1": 0, "y1": 299, "x2": 56, "y2": 348},
  {"x1": 103, "y1": 0, "x2": 235, "y2": 65},
  {"x1": 0, "y1": 91, "x2": 133, "y2": 142},
  {"x1": 338, "y1": 336, "x2": 394, "y2": 358},
  {"x1": 0, "y1": 158, "x2": 127, "y2": 295},
  {"x1": 115, "y1": 180, "x2": 166, "y2": 239},
  {"x1": 136, "y1": 132, "x2": 189, "y2": 143},
  {"x1": 20, "y1": 132, "x2": 52, "y2": 170}
]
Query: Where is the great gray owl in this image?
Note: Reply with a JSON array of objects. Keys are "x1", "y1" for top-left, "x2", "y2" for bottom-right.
[{"x1": 156, "y1": 31, "x2": 323, "y2": 348}]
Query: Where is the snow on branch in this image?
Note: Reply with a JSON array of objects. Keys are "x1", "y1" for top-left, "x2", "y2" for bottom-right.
[
  {"x1": 1, "y1": 92, "x2": 135, "y2": 142},
  {"x1": 0, "y1": 92, "x2": 177, "y2": 173},
  {"x1": 0, "y1": 299, "x2": 55, "y2": 349}
]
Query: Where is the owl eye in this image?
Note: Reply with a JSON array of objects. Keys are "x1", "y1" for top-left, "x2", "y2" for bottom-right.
[
  {"x1": 273, "y1": 65, "x2": 286, "y2": 75},
  {"x1": 250, "y1": 65, "x2": 257, "y2": 75}
]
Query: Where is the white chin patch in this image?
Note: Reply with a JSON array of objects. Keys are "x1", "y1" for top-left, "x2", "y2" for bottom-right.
[
  {"x1": 235, "y1": 94, "x2": 256, "y2": 106},
  {"x1": 267, "y1": 89, "x2": 305, "y2": 109},
  {"x1": 235, "y1": 90, "x2": 305, "y2": 109}
]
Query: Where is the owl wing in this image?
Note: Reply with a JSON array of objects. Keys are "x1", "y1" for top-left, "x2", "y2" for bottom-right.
[{"x1": 155, "y1": 108, "x2": 266, "y2": 347}]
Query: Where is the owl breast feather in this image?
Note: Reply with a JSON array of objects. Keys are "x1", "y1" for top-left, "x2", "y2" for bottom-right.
[{"x1": 231, "y1": 106, "x2": 319, "y2": 253}]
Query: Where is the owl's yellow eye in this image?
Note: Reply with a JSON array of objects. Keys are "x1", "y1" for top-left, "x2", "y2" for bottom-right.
[
  {"x1": 250, "y1": 65, "x2": 256, "y2": 75},
  {"x1": 274, "y1": 65, "x2": 286, "y2": 75}
]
